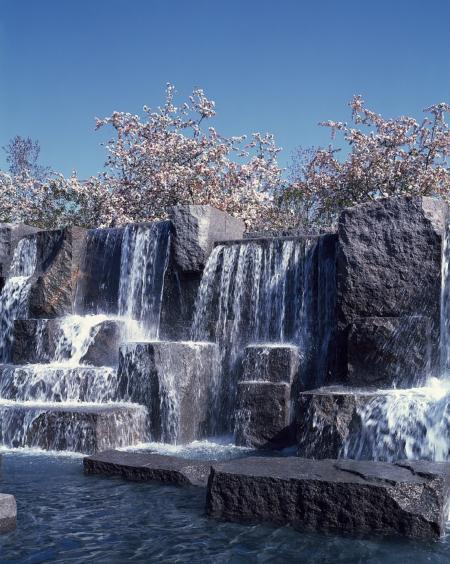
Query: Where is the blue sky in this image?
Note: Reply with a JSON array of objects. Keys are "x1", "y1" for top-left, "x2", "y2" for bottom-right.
[{"x1": 1, "y1": 0, "x2": 450, "y2": 178}]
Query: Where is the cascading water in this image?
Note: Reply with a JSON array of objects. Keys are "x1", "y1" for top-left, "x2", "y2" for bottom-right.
[
  {"x1": 0, "y1": 222, "x2": 172, "y2": 453},
  {"x1": 118, "y1": 222, "x2": 171, "y2": 339},
  {"x1": 191, "y1": 236, "x2": 336, "y2": 431},
  {"x1": 0, "y1": 236, "x2": 37, "y2": 361}
]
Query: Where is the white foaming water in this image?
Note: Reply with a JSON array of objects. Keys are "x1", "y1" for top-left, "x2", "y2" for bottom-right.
[
  {"x1": 344, "y1": 378, "x2": 450, "y2": 462},
  {"x1": 0, "y1": 236, "x2": 37, "y2": 361}
]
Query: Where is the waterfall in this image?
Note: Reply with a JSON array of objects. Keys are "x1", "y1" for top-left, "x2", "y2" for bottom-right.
[
  {"x1": 74, "y1": 227, "x2": 123, "y2": 315},
  {"x1": 192, "y1": 238, "x2": 308, "y2": 363},
  {"x1": 118, "y1": 222, "x2": 171, "y2": 338},
  {"x1": 0, "y1": 236, "x2": 37, "y2": 361}
]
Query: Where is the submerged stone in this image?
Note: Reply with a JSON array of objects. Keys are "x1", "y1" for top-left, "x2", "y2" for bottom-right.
[
  {"x1": 0, "y1": 493, "x2": 16, "y2": 533},
  {"x1": 84, "y1": 449, "x2": 212, "y2": 487},
  {"x1": 206, "y1": 456, "x2": 450, "y2": 540}
]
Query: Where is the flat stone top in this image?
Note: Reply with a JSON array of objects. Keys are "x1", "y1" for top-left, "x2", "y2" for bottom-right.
[
  {"x1": 85, "y1": 449, "x2": 212, "y2": 472},
  {"x1": 211, "y1": 457, "x2": 450, "y2": 486},
  {"x1": 300, "y1": 386, "x2": 385, "y2": 397},
  {"x1": 0, "y1": 401, "x2": 144, "y2": 414}
]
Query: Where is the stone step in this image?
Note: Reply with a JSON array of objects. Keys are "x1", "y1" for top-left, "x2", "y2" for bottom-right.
[
  {"x1": 241, "y1": 344, "x2": 300, "y2": 384},
  {"x1": 0, "y1": 364, "x2": 119, "y2": 403},
  {"x1": 84, "y1": 449, "x2": 212, "y2": 487},
  {"x1": 296, "y1": 387, "x2": 388, "y2": 459},
  {"x1": 12, "y1": 317, "x2": 126, "y2": 367},
  {"x1": 0, "y1": 493, "x2": 16, "y2": 533},
  {"x1": 206, "y1": 457, "x2": 450, "y2": 540},
  {"x1": 118, "y1": 341, "x2": 220, "y2": 444},
  {"x1": 0, "y1": 401, "x2": 147, "y2": 454}
]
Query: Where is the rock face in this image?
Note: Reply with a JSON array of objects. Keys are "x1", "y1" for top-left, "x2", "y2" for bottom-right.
[
  {"x1": 11, "y1": 318, "x2": 126, "y2": 367},
  {"x1": 159, "y1": 205, "x2": 245, "y2": 340},
  {"x1": 28, "y1": 226, "x2": 87, "y2": 318},
  {"x1": 118, "y1": 341, "x2": 220, "y2": 443},
  {"x1": 336, "y1": 196, "x2": 447, "y2": 381},
  {"x1": 235, "y1": 382, "x2": 292, "y2": 448},
  {"x1": 241, "y1": 344, "x2": 300, "y2": 384},
  {"x1": 0, "y1": 493, "x2": 16, "y2": 533},
  {"x1": 296, "y1": 387, "x2": 380, "y2": 459},
  {"x1": 206, "y1": 456, "x2": 450, "y2": 540},
  {"x1": 347, "y1": 316, "x2": 431, "y2": 388},
  {"x1": 84, "y1": 449, "x2": 212, "y2": 487},
  {"x1": 0, "y1": 222, "x2": 39, "y2": 281}
]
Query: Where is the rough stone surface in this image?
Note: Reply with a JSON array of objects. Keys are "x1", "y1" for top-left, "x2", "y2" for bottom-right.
[
  {"x1": 235, "y1": 381, "x2": 292, "y2": 448},
  {"x1": 84, "y1": 449, "x2": 212, "y2": 487},
  {"x1": 347, "y1": 315, "x2": 432, "y2": 388},
  {"x1": 0, "y1": 403, "x2": 147, "y2": 454},
  {"x1": 241, "y1": 345, "x2": 300, "y2": 384},
  {"x1": 168, "y1": 205, "x2": 245, "y2": 273},
  {"x1": 11, "y1": 319, "x2": 125, "y2": 366},
  {"x1": 336, "y1": 196, "x2": 448, "y2": 380},
  {"x1": 206, "y1": 457, "x2": 450, "y2": 540},
  {"x1": 296, "y1": 387, "x2": 383, "y2": 459},
  {"x1": 118, "y1": 341, "x2": 219, "y2": 443},
  {"x1": 159, "y1": 206, "x2": 245, "y2": 340},
  {"x1": 0, "y1": 493, "x2": 17, "y2": 533},
  {"x1": 28, "y1": 226, "x2": 87, "y2": 318}
]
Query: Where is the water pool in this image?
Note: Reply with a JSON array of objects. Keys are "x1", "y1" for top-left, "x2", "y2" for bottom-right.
[{"x1": 1, "y1": 447, "x2": 450, "y2": 563}]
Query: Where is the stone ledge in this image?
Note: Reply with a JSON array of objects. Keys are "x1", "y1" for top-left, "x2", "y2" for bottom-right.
[
  {"x1": 84, "y1": 449, "x2": 212, "y2": 487},
  {"x1": 206, "y1": 457, "x2": 450, "y2": 540}
]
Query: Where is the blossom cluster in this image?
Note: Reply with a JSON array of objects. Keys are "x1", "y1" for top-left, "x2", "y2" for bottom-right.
[{"x1": 287, "y1": 96, "x2": 450, "y2": 227}]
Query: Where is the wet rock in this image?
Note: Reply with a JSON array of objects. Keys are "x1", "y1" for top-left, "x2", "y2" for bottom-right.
[
  {"x1": 118, "y1": 341, "x2": 220, "y2": 443},
  {"x1": 235, "y1": 381, "x2": 292, "y2": 448},
  {"x1": 84, "y1": 449, "x2": 212, "y2": 486},
  {"x1": 296, "y1": 387, "x2": 380, "y2": 459},
  {"x1": 241, "y1": 344, "x2": 300, "y2": 384},
  {"x1": 11, "y1": 318, "x2": 126, "y2": 366},
  {"x1": 0, "y1": 493, "x2": 16, "y2": 533},
  {"x1": 74, "y1": 227, "x2": 124, "y2": 315},
  {"x1": 0, "y1": 222, "x2": 39, "y2": 280},
  {"x1": 28, "y1": 226, "x2": 88, "y2": 318},
  {"x1": 347, "y1": 316, "x2": 432, "y2": 388},
  {"x1": 206, "y1": 457, "x2": 450, "y2": 540},
  {"x1": 159, "y1": 206, "x2": 245, "y2": 340},
  {"x1": 0, "y1": 402, "x2": 147, "y2": 454},
  {"x1": 336, "y1": 196, "x2": 447, "y2": 380}
]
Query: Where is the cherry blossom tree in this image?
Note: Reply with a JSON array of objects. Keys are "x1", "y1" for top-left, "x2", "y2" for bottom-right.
[
  {"x1": 95, "y1": 84, "x2": 283, "y2": 228},
  {"x1": 287, "y1": 96, "x2": 450, "y2": 228}
]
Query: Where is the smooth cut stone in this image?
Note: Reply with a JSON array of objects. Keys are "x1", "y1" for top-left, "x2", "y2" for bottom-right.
[{"x1": 0, "y1": 493, "x2": 17, "y2": 533}]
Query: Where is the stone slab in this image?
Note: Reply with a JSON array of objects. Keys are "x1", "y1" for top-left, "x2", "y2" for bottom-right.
[
  {"x1": 206, "y1": 457, "x2": 450, "y2": 540},
  {"x1": 84, "y1": 449, "x2": 212, "y2": 487},
  {"x1": 0, "y1": 402, "x2": 147, "y2": 454},
  {"x1": 0, "y1": 493, "x2": 17, "y2": 533}
]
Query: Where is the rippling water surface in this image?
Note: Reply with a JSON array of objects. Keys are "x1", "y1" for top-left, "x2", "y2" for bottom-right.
[{"x1": 1, "y1": 446, "x2": 450, "y2": 563}]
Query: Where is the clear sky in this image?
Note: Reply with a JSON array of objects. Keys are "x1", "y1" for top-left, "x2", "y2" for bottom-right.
[{"x1": 1, "y1": 0, "x2": 450, "y2": 178}]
